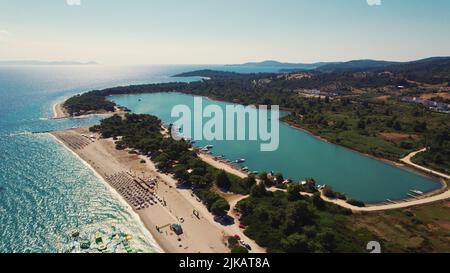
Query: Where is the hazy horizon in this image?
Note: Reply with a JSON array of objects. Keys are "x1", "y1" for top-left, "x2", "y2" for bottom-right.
[
  {"x1": 1, "y1": 56, "x2": 449, "y2": 66},
  {"x1": 1, "y1": 0, "x2": 450, "y2": 64}
]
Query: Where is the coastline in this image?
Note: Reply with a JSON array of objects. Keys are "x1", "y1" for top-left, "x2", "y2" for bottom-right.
[
  {"x1": 197, "y1": 153, "x2": 248, "y2": 179},
  {"x1": 200, "y1": 145, "x2": 450, "y2": 211},
  {"x1": 53, "y1": 101, "x2": 70, "y2": 119},
  {"x1": 204, "y1": 94, "x2": 446, "y2": 184},
  {"x1": 281, "y1": 116, "x2": 449, "y2": 182},
  {"x1": 63, "y1": 90, "x2": 449, "y2": 212},
  {"x1": 280, "y1": 117, "x2": 450, "y2": 207},
  {"x1": 50, "y1": 126, "x2": 264, "y2": 253},
  {"x1": 49, "y1": 133, "x2": 164, "y2": 253},
  {"x1": 52, "y1": 100, "x2": 128, "y2": 120}
]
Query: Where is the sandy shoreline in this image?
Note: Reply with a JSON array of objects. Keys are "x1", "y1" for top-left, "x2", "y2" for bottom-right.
[
  {"x1": 53, "y1": 101, "x2": 70, "y2": 119},
  {"x1": 53, "y1": 93, "x2": 448, "y2": 214},
  {"x1": 51, "y1": 127, "x2": 264, "y2": 253},
  {"x1": 197, "y1": 153, "x2": 248, "y2": 179},
  {"x1": 52, "y1": 100, "x2": 127, "y2": 120},
  {"x1": 197, "y1": 141, "x2": 450, "y2": 212},
  {"x1": 199, "y1": 138, "x2": 450, "y2": 212},
  {"x1": 49, "y1": 133, "x2": 164, "y2": 253}
]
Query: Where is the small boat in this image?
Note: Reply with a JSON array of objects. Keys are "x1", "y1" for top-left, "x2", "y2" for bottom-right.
[
  {"x1": 235, "y1": 159, "x2": 246, "y2": 163},
  {"x1": 205, "y1": 145, "x2": 214, "y2": 149},
  {"x1": 411, "y1": 189, "x2": 424, "y2": 195},
  {"x1": 241, "y1": 167, "x2": 249, "y2": 171},
  {"x1": 95, "y1": 232, "x2": 107, "y2": 251}
]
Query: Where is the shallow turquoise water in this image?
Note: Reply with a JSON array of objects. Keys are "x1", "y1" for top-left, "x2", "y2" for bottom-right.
[
  {"x1": 0, "y1": 65, "x2": 208, "y2": 253},
  {"x1": 111, "y1": 92, "x2": 441, "y2": 203},
  {"x1": 0, "y1": 64, "x2": 442, "y2": 252}
]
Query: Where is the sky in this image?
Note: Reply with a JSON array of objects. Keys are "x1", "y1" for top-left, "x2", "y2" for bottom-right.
[{"x1": 0, "y1": 0, "x2": 449, "y2": 64}]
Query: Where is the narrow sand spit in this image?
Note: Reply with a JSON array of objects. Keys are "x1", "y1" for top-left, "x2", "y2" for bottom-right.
[{"x1": 53, "y1": 102, "x2": 70, "y2": 119}]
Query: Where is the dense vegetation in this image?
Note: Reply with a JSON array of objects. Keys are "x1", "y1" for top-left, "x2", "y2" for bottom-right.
[
  {"x1": 282, "y1": 96, "x2": 448, "y2": 161},
  {"x1": 87, "y1": 114, "x2": 450, "y2": 253},
  {"x1": 68, "y1": 57, "x2": 450, "y2": 172},
  {"x1": 90, "y1": 114, "x2": 252, "y2": 216},
  {"x1": 64, "y1": 92, "x2": 117, "y2": 116},
  {"x1": 412, "y1": 128, "x2": 450, "y2": 173},
  {"x1": 236, "y1": 184, "x2": 373, "y2": 253},
  {"x1": 63, "y1": 58, "x2": 450, "y2": 253}
]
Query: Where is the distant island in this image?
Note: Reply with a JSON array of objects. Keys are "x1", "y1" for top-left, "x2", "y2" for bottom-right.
[
  {"x1": 229, "y1": 57, "x2": 450, "y2": 73},
  {"x1": 226, "y1": 60, "x2": 334, "y2": 70},
  {"x1": 0, "y1": 60, "x2": 98, "y2": 66}
]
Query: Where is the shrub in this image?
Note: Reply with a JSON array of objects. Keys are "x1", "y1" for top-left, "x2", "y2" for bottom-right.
[
  {"x1": 322, "y1": 186, "x2": 336, "y2": 199},
  {"x1": 194, "y1": 189, "x2": 230, "y2": 216},
  {"x1": 211, "y1": 199, "x2": 230, "y2": 217},
  {"x1": 216, "y1": 171, "x2": 231, "y2": 191},
  {"x1": 231, "y1": 246, "x2": 249, "y2": 253},
  {"x1": 250, "y1": 183, "x2": 267, "y2": 198},
  {"x1": 312, "y1": 192, "x2": 326, "y2": 210},
  {"x1": 335, "y1": 192, "x2": 347, "y2": 200},
  {"x1": 346, "y1": 199, "x2": 366, "y2": 207},
  {"x1": 227, "y1": 237, "x2": 238, "y2": 248},
  {"x1": 287, "y1": 184, "x2": 304, "y2": 201}
]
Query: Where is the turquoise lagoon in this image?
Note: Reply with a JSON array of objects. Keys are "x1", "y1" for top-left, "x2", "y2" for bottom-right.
[{"x1": 111, "y1": 92, "x2": 441, "y2": 204}]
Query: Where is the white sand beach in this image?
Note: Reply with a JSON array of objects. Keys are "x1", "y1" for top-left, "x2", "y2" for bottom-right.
[
  {"x1": 53, "y1": 102, "x2": 70, "y2": 119},
  {"x1": 51, "y1": 127, "x2": 264, "y2": 253}
]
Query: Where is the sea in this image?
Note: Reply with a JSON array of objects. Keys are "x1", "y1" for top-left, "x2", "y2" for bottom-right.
[
  {"x1": 0, "y1": 64, "x2": 207, "y2": 253},
  {"x1": 0, "y1": 64, "x2": 441, "y2": 253}
]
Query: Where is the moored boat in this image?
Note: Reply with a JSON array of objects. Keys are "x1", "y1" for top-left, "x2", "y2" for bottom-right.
[{"x1": 411, "y1": 189, "x2": 424, "y2": 195}]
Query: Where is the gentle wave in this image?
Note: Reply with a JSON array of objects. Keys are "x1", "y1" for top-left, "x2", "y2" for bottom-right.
[{"x1": 49, "y1": 134, "x2": 163, "y2": 253}]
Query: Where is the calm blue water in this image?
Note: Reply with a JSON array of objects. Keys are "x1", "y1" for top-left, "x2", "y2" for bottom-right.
[
  {"x1": 0, "y1": 65, "x2": 211, "y2": 253},
  {"x1": 0, "y1": 64, "x2": 441, "y2": 253},
  {"x1": 111, "y1": 92, "x2": 441, "y2": 203}
]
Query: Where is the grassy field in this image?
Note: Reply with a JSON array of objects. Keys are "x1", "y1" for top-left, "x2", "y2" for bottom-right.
[
  {"x1": 283, "y1": 97, "x2": 449, "y2": 164},
  {"x1": 348, "y1": 200, "x2": 450, "y2": 252}
]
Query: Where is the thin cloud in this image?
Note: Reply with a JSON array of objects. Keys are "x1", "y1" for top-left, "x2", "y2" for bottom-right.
[
  {"x1": 367, "y1": 0, "x2": 382, "y2": 6},
  {"x1": 0, "y1": 30, "x2": 10, "y2": 36}
]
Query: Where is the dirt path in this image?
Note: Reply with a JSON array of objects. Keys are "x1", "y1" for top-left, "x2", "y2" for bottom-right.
[
  {"x1": 400, "y1": 148, "x2": 450, "y2": 180},
  {"x1": 322, "y1": 187, "x2": 450, "y2": 212},
  {"x1": 199, "y1": 150, "x2": 450, "y2": 212}
]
